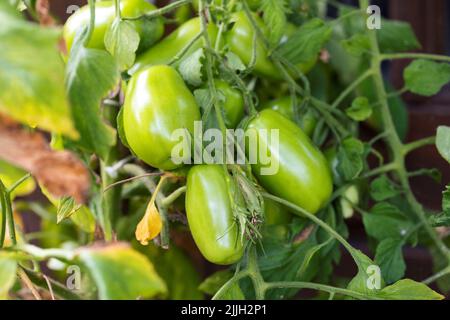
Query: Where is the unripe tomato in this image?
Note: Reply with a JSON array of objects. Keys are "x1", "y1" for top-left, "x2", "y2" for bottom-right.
[
  {"x1": 261, "y1": 96, "x2": 317, "y2": 137},
  {"x1": 226, "y1": 12, "x2": 317, "y2": 79},
  {"x1": 123, "y1": 65, "x2": 201, "y2": 170},
  {"x1": 227, "y1": 11, "x2": 279, "y2": 79},
  {"x1": 186, "y1": 165, "x2": 244, "y2": 265},
  {"x1": 130, "y1": 17, "x2": 218, "y2": 75},
  {"x1": 215, "y1": 80, "x2": 245, "y2": 128},
  {"x1": 63, "y1": 0, "x2": 164, "y2": 53},
  {"x1": 246, "y1": 109, "x2": 333, "y2": 214},
  {"x1": 264, "y1": 198, "x2": 292, "y2": 226}
]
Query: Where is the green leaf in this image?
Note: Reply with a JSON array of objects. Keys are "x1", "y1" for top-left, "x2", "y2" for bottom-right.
[
  {"x1": 138, "y1": 244, "x2": 203, "y2": 300},
  {"x1": 429, "y1": 213, "x2": 450, "y2": 228},
  {"x1": 436, "y1": 126, "x2": 450, "y2": 164},
  {"x1": 199, "y1": 270, "x2": 244, "y2": 299},
  {"x1": 78, "y1": 244, "x2": 167, "y2": 300},
  {"x1": 363, "y1": 203, "x2": 412, "y2": 241},
  {"x1": 277, "y1": 18, "x2": 332, "y2": 65},
  {"x1": 199, "y1": 270, "x2": 234, "y2": 296},
  {"x1": 370, "y1": 175, "x2": 402, "y2": 201},
  {"x1": 404, "y1": 59, "x2": 450, "y2": 96},
  {"x1": 0, "y1": 8, "x2": 78, "y2": 138},
  {"x1": 346, "y1": 97, "x2": 372, "y2": 121},
  {"x1": 347, "y1": 249, "x2": 384, "y2": 296},
  {"x1": 337, "y1": 137, "x2": 365, "y2": 181},
  {"x1": 377, "y1": 279, "x2": 444, "y2": 300},
  {"x1": 65, "y1": 30, "x2": 119, "y2": 159},
  {"x1": 104, "y1": 18, "x2": 140, "y2": 71},
  {"x1": 378, "y1": 20, "x2": 420, "y2": 53},
  {"x1": 260, "y1": 0, "x2": 288, "y2": 45},
  {"x1": 178, "y1": 48, "x2": 205, "y2": 87},
  {"x1": 70, "y1": 205, "x2": 96, "y2": 234},
  {"x1": 341, "y1": 33, "x2": 370, "y2": 56},
  {"x1": 0, "y1": 159, "x2": 35, "y2": 197},
  {"x1": 0, "y1": 252, "x2": 17, "y2": 300},
  {"x1": 56, "y1": 196, "x2": 81, "y2": 224},
  {"x1": 430, "y1": 185, "x2": 450, "y2": 227},
  {"x1": 225, "y1": 52, "x2": 246, "y2": 72},
  {"x1": 374, "y1": 238, "x2": 406, "y2": 284}
]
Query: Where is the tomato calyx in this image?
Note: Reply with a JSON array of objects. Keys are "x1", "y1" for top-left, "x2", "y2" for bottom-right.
[{"x1": 228, "y1": 165, "x2": 264, "y2": 245}]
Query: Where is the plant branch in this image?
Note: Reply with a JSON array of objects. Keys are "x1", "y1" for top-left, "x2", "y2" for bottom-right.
[
  {"x1": 161, "y1": 186, "x2": 187, "y2": 207},
  {"x1": 380, "y1": 53, "x2": 450, "y2": 63},
  {"x1": 124, "y1": 0, "x2": 192, "y2": 21},
  {"x1": 359, "y1": 0, "x2": 450, "y2": 261},
  {"x1": 403, "y1": 136, "x2": 436, "y2": 155}
]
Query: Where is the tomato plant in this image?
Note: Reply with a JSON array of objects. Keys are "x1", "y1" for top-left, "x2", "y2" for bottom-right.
[{"x1": 0, "y1": 0, "x2": 449, "y2": 301}]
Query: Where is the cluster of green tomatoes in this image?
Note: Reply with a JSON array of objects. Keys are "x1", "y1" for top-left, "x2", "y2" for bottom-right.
[{"x1": 63, "y1": 0, "x2": 355, "y2": 265}]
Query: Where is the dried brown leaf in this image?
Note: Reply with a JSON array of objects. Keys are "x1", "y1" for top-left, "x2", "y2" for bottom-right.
[{"x1": 0, "y1": 116, "x2": 90, "y2": 203}]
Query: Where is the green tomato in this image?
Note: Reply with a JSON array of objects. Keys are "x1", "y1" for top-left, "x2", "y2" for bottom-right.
[
  {"x1": 264, "y1": 198, "x2": 292, "y2": 226},
  {"x1": 261, "y1": 96, "x2": 317, "y2": 137},
  {"x1": 227, "y1": 12, "x2": 317, "y2": 79},
  {"x1": 214, "y1": 79, "x2": 245, "y2": 128},
  {"x1": 186, "y1": 165, "x2": 244, "y2": 265},
  {"x1": 123, "y1": 65, "x2": 201, "y2": 170},
  {"x1": 246, "y1": 109, "x2": 333, "y2": 214},
  {"x1": 130, "y1": 17, "x2": 218, "y2": 75},
  {"x1": 63, "y1": 0, "x2": 164, "y2": 53},
  {"x1": 227, "y1": 11, "x2": 279, "y2": 79}
]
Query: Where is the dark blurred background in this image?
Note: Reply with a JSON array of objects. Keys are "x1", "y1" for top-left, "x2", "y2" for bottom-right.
[{"x1": 43, "y1": 0, "x2": 450, "y2": 289}]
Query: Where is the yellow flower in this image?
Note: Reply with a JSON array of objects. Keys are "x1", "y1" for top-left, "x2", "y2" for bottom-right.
[{"x1": 135, "y1": 200, "x2": 162, "y2": 246}]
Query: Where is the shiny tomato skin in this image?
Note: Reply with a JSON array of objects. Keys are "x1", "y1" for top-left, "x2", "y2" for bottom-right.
[
  {"x1": 130, "y1": 17, "x2": 218, "y2": 75},
  {"x1": 186, "y1": 165, "x2": 244, "y2": 265},
  {"x1": 123, "y1": 65, "x2": 201, "y2": 170},
  {"x1": 63, "y1": 0, "x2": 164, "y2": 53},
  {"x1": 246, "y1": 109, "x2": 333, "y2": 214},
  {"x1": 226, "y1": 13, "x2": 317, "y2": 79},
  {"x1": 215, "y1": 80, "x2": 245, "y2": 128},
  {"x1": 261, "y1": 96, "x2": 317, "y2": 137}
]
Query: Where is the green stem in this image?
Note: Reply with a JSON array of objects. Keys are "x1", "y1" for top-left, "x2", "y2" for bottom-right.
[
  {"x1": 212, "y1": 271, "x2": 249, "y2": 300},
  {"x1": 114, "y1": 0, "x2": 121, "y2": 19},
  {"x1": 168, "y1": 32, "x2": 203, "y2": 65},
  {"x1": 121, "y1": 164, "x2": 170, "y2": 248},
  {"x1": 261, "y1": 193, "x2": 356, "y2": 259},
  {"x1": 264, "y1": 281, "x2": 380, "y2": 300},
  {"x1": 360, "y1": 162, "x2": 399, "y2": 179},
  {"x1": 422, "y1": 266, "x2": 450, "y2": 285},
  {"x1": 0, "y1": 181, "x2": 7, "y2": 247},
  {"x1": 5, "y1": 192, "x2": 16, "y2": 245},
  {"x1": 380, "y1": 53, "x2": 450, "y2": 63},
  {"x1": 246, "y1": 248, "x2": 266, "y2": 300},
  {"x1": 331, "y1": 69, "x2": 374, "y2": 109},
  {"x1": 85, "y1": 0, "x2": 97, "y2": 47},
  {"x1": 7, "y1": 173, "x2": 32, "y2": 195},
  {"x1": 125, "y1": 0, "x2": 192, "y2": 21},
  {"x1": 161, "y1": 186, "x2": 187, "y2": 207},
  {"x1": 403, "y1": 136, "x2": 436, "y2": 155},
  {"x1": 359, "y1": 0, "x2": 450, "y2": 261},
  {"x1": 199, "y1": 0, "x2": 228, "y2": 138},
  {"x1": 100, "y1": 161, "x2": 115, "y2": 241}
]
